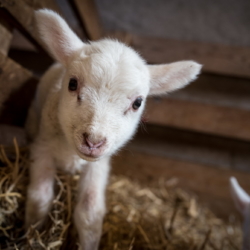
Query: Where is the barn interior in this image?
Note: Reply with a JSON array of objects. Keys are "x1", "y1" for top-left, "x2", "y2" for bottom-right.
[{"x1": 0, "y1": 0, "x2": 250, "y2": 249}]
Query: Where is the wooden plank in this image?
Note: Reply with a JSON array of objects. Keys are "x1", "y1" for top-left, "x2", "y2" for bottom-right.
[
  {"x1": 10, "y1": 30, "x2": 36, "y2": 51},
  {"x1": 106, "y1": 31, "x2": 133, "y2": 46},
  {"x1": 0, "y1": 0, "x2": 37, "y2": 40},
  {"x1": 22, "y1": 0, "x2": 61, "y2": 13},
  {"x1": 129, "y1": 124, "x2": 250, "y2": 172},
  {"x1": 0, "y1": 76, "x2": 37, "y2": 126},
  {"x1": 131, "y1": 35, "x2": 250, "y2": 79},
  {"x1": 170, "y1": 73, "x2": 250, "y2": 111},
  {"x1": 112, "y1": 150, "x2": 250, "y2": 218},
  {"x1": 0, "y1": 18, "x2": 12, "y2": 56},
  {"x1": 0, "y1": 24, "x2": 12, "y2": 55},
  {"x1": 0, "y1": 0, "x2": 47, "y2": 52},
  {"x1": 8, "y1": 49, "x2": 53, "y2": 74},
  {"x1": 0, "y1": 0, "x2": 82, "y2": 54},
  {"x1": 145, "y1": 97, "x2": 250, "y2": 141},
  {"x1": 23, "y1": 0, "x2": 84, "y2": 39},
  {"x1": 0, "y1": 51, "x2": 35, "y2": 110},
  {"x1": 73, "y1": 0, "x2": 103, "y2": 40}
]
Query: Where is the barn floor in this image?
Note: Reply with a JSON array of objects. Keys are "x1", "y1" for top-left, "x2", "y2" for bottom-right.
[
  {"x1": 1, "y1": 117, "x2": 250, "y2": 220},
  {"x1": 0, "y1": 142, "x2": 243, "y2": 249},
  {"x1": 112, "y1": 124, "x2": 250, "y2": 220}
]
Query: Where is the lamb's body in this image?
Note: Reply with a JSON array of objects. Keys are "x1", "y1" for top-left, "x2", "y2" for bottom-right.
[
  {"x1": 25, "y1": 9, "x2": 202, "y2": 250},
  {"x1": 27, "y1": 63, "x2": 86, "y2": 173},
  {"x1": 26, "y1": 66, "x2": 110, "y2": 250},
  {"x1": 26, "y1": 40, "x2": 148, "y2": 249},
  {"x1": 27, "y1": 63, "x2": 61, "y2": 140}
]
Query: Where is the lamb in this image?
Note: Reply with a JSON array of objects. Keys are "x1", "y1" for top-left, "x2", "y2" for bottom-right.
[
  {"x1": 230, "y1": 177, "x2": 250, "y2": 250},
  {"x1": 25, "y1": 9, "x2": 202, "y2": 250}
]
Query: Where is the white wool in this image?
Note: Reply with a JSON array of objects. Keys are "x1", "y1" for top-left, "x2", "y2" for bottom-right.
[{"x1": 25, "y1": 9, "x2": 202, "y2": 250}]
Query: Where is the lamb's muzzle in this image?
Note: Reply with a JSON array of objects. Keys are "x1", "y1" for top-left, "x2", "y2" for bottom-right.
[{"x1": 78, "y1": 133, "x2": 107, "y2": 159}]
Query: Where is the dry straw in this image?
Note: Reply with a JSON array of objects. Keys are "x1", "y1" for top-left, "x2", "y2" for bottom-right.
[{"x1": 0, "y1": 140, "x2": 242, "y2": 249}]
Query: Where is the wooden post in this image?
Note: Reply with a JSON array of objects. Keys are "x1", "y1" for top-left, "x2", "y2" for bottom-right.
[
  {"x1": 0, "y1": 17, "x2": 12, "y2": 56},
  {"x1": 73, "y1": 0, "x2": 103, "y2": 40},
  {"x1": 0, "y1": 51, "x2": 36, "y2": 110}
]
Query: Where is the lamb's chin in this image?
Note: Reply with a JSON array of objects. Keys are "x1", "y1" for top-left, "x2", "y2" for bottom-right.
[
  {"x1": 74, "y1": 144, "x2": 103, "y2": 162},
  {"x1": 75, "y1": 149, "x2": 100, "y2": 162},
  {"x1": 81, "y1": 154, "x2": 100, "y2": 162}
]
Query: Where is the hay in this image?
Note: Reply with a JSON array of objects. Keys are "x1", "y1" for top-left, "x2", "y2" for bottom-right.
[{"x1": 0, "y1": 140, "x2": 242, "y2": 250}]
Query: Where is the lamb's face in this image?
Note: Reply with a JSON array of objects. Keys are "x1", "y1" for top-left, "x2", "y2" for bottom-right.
[
  {"x1": 58, "y1": 40, "x2": 150, "y2": 161},
  {"x1": 36, "y1": 10, "x2": 202, "y2": 161}
]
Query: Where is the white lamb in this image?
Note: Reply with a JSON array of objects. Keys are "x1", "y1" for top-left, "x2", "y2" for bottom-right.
[{"x1": 25, "y1": 9, "x2": 202, "y2": 250}]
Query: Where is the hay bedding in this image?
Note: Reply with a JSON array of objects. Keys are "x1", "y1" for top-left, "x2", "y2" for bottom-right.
[{"x1": 0, "y1": 141, "x2": 242, "y2": 250}]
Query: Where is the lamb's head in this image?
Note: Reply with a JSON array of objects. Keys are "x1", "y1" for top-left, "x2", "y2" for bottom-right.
[
  {"x1": 59, "y1": 40, "x2": 150, "y2": 161},
  {"x1": 36, "y1": 9, "x2": 202, "y2": 161}
]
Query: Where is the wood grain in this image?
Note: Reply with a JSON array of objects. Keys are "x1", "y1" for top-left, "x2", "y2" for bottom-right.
[
  {"x1": 0, "y1": 19, "x2": 12, "y2": 56},
  {"x1": 73, "y1": 0, "x2": 103, "y2": 40},
  {"x1": 22, "y1": 0, "x2": 61, "y2": 13},
  {"x1": 0, "y1": 0, "x2": 37, "y2": 39},
  {"x1": 131, "y1": 35, "x2": 250, "y2": 79},
  {"x1": 0, "y1": 0, "x2": 48, "y2": 53},
  {"x1": 0, "y1": 51, "x2": 35, "y2": 110},
  {"x1": 145, "y1": 97, "x2": 250, "y2": 141},
  {"x1": 129, "y1": 124, "x2": 250, "y2": 172}
]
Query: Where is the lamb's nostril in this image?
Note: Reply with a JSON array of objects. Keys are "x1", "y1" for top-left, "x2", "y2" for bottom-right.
[
  {"x1": 83, "y1": 133, "x2": 106, "y2": 149},
  {"x1": 83, "y1": 133, "x2": 92, "y2": 148},
  {"x1": 93, "y1": 140, "x2": 105, "y2": 148}
]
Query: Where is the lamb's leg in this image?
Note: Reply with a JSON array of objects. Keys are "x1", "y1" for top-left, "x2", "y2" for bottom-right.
[
  {"x1": 74, "y1": 157, "x2": 110, "y2": 250},
  {"x1": 25, "y1": 153, "x2": 55, "y2": 228}
]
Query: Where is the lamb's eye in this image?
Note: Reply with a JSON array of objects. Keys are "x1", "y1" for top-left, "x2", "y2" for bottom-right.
[
  {"x1": 68, "y1": 78, "x2": 78, "y2": 91},
  {"x1": 132, "y1": 97, "x2": 143, "y2": 110}
]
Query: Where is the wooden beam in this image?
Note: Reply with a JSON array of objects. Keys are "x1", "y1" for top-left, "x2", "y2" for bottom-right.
[
  {"x1": 129, "y1": 124, "x2": 250, "y2": 172},
  {"x1": 22, "y1": 0, "x2": 62, "y2": 13},
  {"x1": 0, "y1": 76, "x2": 37, "y2": 126},
  {"x1": 106, "y1": 31, "x2": 133, "y2": 46},
  {"x1": 130, "y1": 35, "x2": 250, "y2": 79},
  {"x1": 0, "y1": 0, "x2": 83, "y2": 54},
  {"x1": 145, "y1": 97, "x2": 250, "y2": 141},
  {"x1": 112, "y1": 150, "x2": 250, "y2": 218},
  {"x1": 0, "y1": 18, "x2": 12, "y2": 56},
  {"x1": 0, "y1": 0, "x2": 49, "y2": 54},
  {"x1": 0, "y1": 0, "x2": 38, "y2": 41},
  {"x1": 0, "y1": 51, "x2": 35, "y2": 110},
  {"x1": 73, "y1": 0, "x2": 103, "y2": 40}
]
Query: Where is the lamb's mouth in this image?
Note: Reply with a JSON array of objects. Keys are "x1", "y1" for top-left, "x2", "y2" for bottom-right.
[{"x1": 75, "y1": 145, "x2": 103, "y2": 162}]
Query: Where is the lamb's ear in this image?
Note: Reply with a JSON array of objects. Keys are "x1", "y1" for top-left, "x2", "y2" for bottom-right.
[
  {"x1": 35, "y1": 9, "x2": 84, "y2": 65},
  {"x1": 148, "y1": 61, "x2": 202, "y2": 95},
  {"x1": 230, "y1": 177, "x2": 250, "y2": 215}
]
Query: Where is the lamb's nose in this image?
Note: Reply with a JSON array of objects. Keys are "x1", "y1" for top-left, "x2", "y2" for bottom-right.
[{"x1": 83, "y1": 133, "x2": 106, "y2": 149}]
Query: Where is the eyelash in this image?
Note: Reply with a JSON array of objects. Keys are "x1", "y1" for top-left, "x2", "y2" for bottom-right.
[
  {"x1": 132, "y1": 97, "x2": 143, "y2": 110},
  {"x1": 124, "y1": 96, "x2": 143, "y2": 115}
]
